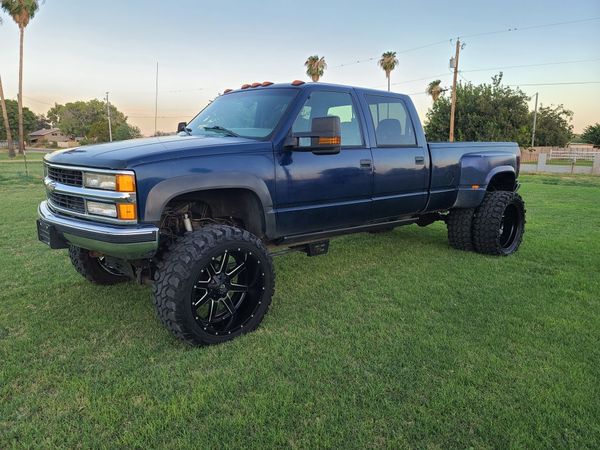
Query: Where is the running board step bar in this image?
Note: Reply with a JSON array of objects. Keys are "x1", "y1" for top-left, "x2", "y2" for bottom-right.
[{"x1": 277, "y1": 217, "x2": 419, "y2": 245}]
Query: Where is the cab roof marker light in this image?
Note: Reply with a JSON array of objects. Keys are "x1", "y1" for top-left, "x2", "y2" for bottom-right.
[
  {"x1": 291, "y1": 80, "x2": 305, "y2": 86},
  {"x1": 223, "y1": 88, "x2": 233, "y2": 94},
  {"x1": 251, "y1": 82, "x2": 261, "y2": 88},
  {"x1": 241, "y1": 84, "x2": 251, "y2": 89},
  {"x1": 261, "y1": 81, "x2": 274, "y2": 86}
]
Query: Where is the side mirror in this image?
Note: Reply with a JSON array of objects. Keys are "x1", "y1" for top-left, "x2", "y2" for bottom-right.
[
  {"x1": 177, "y1": 122, "x2": 187, "y2": 133},
  {"x1": 286, "y1": 116, "x2": 341, "y2": 154}
]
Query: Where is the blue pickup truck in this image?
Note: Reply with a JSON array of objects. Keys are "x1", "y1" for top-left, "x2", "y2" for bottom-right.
[{"x1": 38, "y1": 81, "x2": 525, "y2": 345}]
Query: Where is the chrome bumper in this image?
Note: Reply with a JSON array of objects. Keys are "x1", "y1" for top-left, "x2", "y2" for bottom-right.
[{"x1": 38, "y1": 201, "x2": 159, "y2": 259}]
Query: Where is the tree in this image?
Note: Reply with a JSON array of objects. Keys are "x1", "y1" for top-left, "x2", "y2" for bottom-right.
[
  {"x1": 424, "y1": 73, "x2": 531, "y2": 146},
  {"x1": 378, "y1": 51, "x2": 398, "y2": 92},
  {"x1": 0, "y1": 74, "x2": 15, "y2": 157},
  {"x1": 426, "y1": 80, "x2": 444, "y2": 103},
  {"x1": 0, "y1": 98, "x2": 36, "y2": 142},
  {"x1": 530, "y1": 104, "x2": 573, "y2": 147},
  {"x1": 305, "y1": 55, "x2": 327, "y2": 82},
  {"x1": 0, "y1": 16, "x2": 16, "y2": 157},
  {"x1": 35, "y1": 113, "x2": 50, "y2": 130},
  {"x1": 1, "y1": 0, "x2": 40, "y2": 154},
  {"x1": 581, "y1": 123, "x2": 600, "y2": 146},
  {"x1": 48, "y1": 99, "x2": 141, "y2": 143}
]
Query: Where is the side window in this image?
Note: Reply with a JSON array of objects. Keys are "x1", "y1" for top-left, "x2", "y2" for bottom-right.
[
  {"x1": 292, "y1": 91, "x2": 363, "y2": 146},
  {"x1": 365, "y1": 95, "x2": 416, "y2": 146}
]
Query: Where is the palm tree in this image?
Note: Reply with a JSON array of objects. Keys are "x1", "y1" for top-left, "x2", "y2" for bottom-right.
[
  {"x1": 378, "y1": 51, "x2": 398, "y2": 92},
  {"x1": 426, "y1": 80, "x2": 444, "y2": 103},
  {"x1": 1, "y1": 0, "x2": 40, "y2": 155},
  {"x1": 0, "y1": 75, "x2": 16, "y2": 157},
  {"x1": 0, "y1": 17, "x2": 16, "y2": 157},
  {"x1": 305, "y1": 55, "x2": 327, "y2": 82}
]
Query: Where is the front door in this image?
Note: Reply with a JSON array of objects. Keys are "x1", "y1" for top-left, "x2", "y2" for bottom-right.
[{"x1": 274, "y1": 90, "x2": 373, "y2": 236}]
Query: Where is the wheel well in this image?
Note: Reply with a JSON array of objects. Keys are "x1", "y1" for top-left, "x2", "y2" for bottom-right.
[
  {"x1": 487, "y1": 172, "x2": 516, "y2": 191},
  {"x1": 161, "y1": 188, "x2": 266, "y2": 238}
]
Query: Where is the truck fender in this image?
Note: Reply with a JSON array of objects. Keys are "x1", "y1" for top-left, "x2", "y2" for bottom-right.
[
  {"x1": 453, "y1": 153, "x2": 516, "y2": 209},
  {"x1": 144, "y1": 173, "x2": 276, "y2": 238}
]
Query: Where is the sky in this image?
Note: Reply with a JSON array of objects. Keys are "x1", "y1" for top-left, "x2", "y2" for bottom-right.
[{"x1": 0, "y1": 0, "x2": 599, "y2": 136}]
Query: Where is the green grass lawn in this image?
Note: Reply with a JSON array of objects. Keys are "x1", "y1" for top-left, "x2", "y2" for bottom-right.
[
  {"x1": 1, "y1": 161, "x2": 599, "y2": 448},
  {"x1": 0, "y1": 151, "x2": 48, "y2": 162}
]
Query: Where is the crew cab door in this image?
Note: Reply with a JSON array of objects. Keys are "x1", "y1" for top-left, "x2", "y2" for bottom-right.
[
  {"x1": 274, "y1": 89, "x2": 373, "y2": 236},
  {"x1": 362, "y1": 94, "x2": 429, "y2": 218}
]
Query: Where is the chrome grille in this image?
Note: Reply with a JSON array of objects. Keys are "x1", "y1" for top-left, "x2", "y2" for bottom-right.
[
  {"x1": 47, "y1": 165, "x2": 83, "y2": 187},
  {"x1": 48, "y1": 192, "x2": 86, "y2": 213}
]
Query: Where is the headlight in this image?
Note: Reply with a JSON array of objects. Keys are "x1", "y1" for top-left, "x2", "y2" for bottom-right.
[
  {"x1": 84, "y1": 173, "x2": 136, "y2": 192},
  {"x1": 87, "y1": 201, "x2": 118, "y2": 218},
  {"x1": 84, "y1": 173, "x2": 116, "y2": 190}
]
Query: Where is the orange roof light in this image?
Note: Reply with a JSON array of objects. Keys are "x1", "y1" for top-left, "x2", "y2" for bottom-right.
[
  {"x1": 223, "y1": 88, "x2": 233, "y2": 94},
  {"x1": 251, "y1": 82, "x2": 261, "y2": 88},
  {"x1": 241, "y1": 84, "x2": 251, "y2": 89},
  {"x1": 262, "y1": 81, "x2": 274, "y2": 86},
  {"x1": 291, "y1": 80, "x2": 305, "y2": 86},
  {"x1": 471, "y1": 184, "x2": 480, "y2": 189}
]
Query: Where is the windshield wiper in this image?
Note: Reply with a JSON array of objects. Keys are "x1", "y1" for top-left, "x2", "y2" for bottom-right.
[{"x1": 202, "y1": 125, "x2": 239, "y2": 137}]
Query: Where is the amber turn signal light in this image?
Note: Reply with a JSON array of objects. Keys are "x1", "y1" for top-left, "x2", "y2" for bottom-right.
[
  {"x1": 318, "y1": 136, "x2": 341, "y2": 145},
  {"x1": 117, "y1": 203, "x2": 137, "y2": 220},
  {"x1": 116, "y1": 174, "x2": 136, "y2": 192}
]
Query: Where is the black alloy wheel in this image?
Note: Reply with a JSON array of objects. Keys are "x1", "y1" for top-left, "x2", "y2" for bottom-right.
[{"x1": 191, "y1": 248, "x2": 265, "y2": 336}]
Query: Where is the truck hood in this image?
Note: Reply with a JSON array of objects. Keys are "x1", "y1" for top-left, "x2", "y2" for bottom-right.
[{"x1": 44, "y1": 135, "x2": 270, "y2": 170}]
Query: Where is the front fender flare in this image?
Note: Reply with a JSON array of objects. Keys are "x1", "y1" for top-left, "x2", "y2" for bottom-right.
[{"x1": 144, "y1": 173, "x2": 276, "y2": 238}]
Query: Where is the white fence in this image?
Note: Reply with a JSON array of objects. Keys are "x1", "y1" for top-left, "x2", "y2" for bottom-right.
[{"x1": 548, "y1": 148, "x2": 600, "y2": 162}]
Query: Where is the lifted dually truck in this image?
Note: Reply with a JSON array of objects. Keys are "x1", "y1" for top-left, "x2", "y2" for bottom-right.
[{"x1": 38, "y1": 81, "x2": 525, "y2": 346}]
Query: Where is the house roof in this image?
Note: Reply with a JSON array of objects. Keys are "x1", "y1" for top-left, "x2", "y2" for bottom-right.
[{"x1": 29, "y1": 128, "x2": 61, "y2": 137}]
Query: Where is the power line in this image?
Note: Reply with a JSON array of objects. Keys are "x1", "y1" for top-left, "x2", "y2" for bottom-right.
[
  {"x1": 406, "y1": 80, "x2": 600, "y2": 96},
  {"x1": 462, "y1": 57, "x2": 600, "y2": 74},
  {"x1": 329, "y1": 16, "x2": 600, "y2": 71},
  {"x1": 507, "y1": 81, "x2": 600, "y2": 87},
  {"x1": 331, "y1": 39, "x2": 450, "y2": 69},
  {"x1": 378, "y1": 57, "x2": 600, "y2": 90},
  {"x1": 460, "y1": 16, "x2": 600, "y2": 39}
]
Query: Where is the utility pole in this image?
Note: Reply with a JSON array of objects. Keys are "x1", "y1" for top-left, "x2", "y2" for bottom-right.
[
  {"x1": 105, "y1": 92, "x2": 113, "y2": 142},
  {"x1": 531, "y1": 92, "x2": 539, "y2": 147},
  {"x1": 154, "y1": 62, "x2": 159, "y2": 136},
  {"x1": 449, "y1": 38, "x2": 462, "y2": 142}
]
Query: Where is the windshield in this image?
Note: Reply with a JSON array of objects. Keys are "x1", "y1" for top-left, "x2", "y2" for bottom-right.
[{"x1": 185, "y1": 88, "x2": 298, "y2": 139}]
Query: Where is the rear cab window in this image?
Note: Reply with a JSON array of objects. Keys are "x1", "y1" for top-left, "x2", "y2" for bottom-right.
[{"x1": 365, "y1": 95, "x2": 417, "y2": 147}]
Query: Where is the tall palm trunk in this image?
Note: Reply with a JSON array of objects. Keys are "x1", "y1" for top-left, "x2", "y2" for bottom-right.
[
  {"x1": 17, "y1": 26, "x2": 25, "y2": 155},
  {"x1": 0, "y1": 75, "x2": 15, "y2": 158},
  {"x1": 387, "y1": 73, "x2": 390, "y2": 91}
]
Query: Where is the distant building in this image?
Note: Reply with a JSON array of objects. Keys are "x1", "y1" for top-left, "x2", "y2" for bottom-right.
[{"x1": 29, "y1": 128, "x2": 79, "y2": 148}]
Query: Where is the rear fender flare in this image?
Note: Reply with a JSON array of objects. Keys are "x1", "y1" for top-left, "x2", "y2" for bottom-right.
[{"x1": 454, "y1": 153, "x2": 516, "y2": 208}]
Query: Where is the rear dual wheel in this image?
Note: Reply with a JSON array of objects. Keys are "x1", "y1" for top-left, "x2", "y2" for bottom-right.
[{"x1": 447, "y1": 191, "x2": 525, "y2": 255}]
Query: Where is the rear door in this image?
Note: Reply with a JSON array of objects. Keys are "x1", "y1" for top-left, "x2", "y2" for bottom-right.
[
  {"x1": 274, "y1": 89, "x2": 373, "y2": 236},
  {"x1": 363, "y1": 94, "x2": 429, "y2": 218}
]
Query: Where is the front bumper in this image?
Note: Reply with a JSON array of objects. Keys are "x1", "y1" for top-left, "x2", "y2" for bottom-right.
[{"x1": 38, "y1": 201, "x2": 159, "y2": 259}]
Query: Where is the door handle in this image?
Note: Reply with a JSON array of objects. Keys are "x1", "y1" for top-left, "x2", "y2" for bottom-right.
[
  {"x1": 360, "y1": 159, "x2": 372, "y2": 168},
  {"x1": 415, "y1": 156, "x2": 425, "y2": 165}
]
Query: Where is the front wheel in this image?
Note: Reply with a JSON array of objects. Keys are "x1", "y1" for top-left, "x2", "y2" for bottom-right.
[
  {"x1": 152, "y1": 225, "x2": 274, "y2": 346},
  {"x1": 472, "y1": 191, "x2": 526, "y2": 255},
  {"x1": 68, "y1": 246, "x2": 130, "y2": 285}
]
